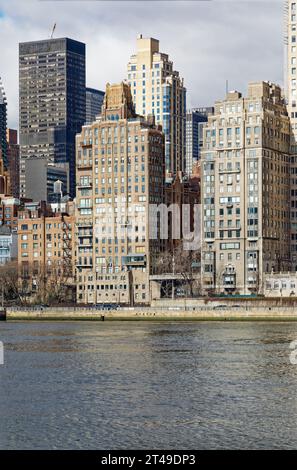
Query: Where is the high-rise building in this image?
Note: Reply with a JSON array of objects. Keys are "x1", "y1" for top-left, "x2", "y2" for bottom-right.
[
  {"x1": 24, "y1": 157, "x2": 68, "y2": 203},
  {"x1": 75, "y1": 82, "x2": 165, "y2": 305},
  {"x1": 86, "y1": 87, "x2": 105, "y2": 123},
  {"x1": 185, "y1": 108, "x2": 213, "y2": 176},
  {"x1": 127, "y1": 35, "x2": 186, "y2": 176},
  {"x1": 19, "y1": 38, "x2": 86, "y2": 199},
  {"x1": 6, "y1": 129, "x2": 20, "y2": 198},
  {"x1": 0, "y1": 77, "x2": 7, "y2": 170},
  {"x1": 201, "y1": 82, "x2": 291, "y2": 295},
  {"x1": 285, "y1": 0, "x2": 297, "y2": 269}
]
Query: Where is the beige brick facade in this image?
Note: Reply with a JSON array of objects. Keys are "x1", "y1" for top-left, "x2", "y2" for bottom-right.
[
  {"x1": 127, "y1": 35, "x2": 186, "y2": 176},
  {"x1": 201, "y1": 82, "x2": 291, "y2": 295},
  {"x1": 75, "y1": 82, "x2": 165, "y2": 305}
]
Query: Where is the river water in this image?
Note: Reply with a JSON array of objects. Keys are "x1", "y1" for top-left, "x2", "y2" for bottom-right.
[{"x1": 0, "y1": 321, "x2": 297, "y2": 449}]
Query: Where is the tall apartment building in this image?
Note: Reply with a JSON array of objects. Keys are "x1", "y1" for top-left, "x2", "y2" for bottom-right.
[
  {"x1": 201, "y1": 82, "x2": 291, "y2": 295},
  {"x1": 285, "y1": 0, "x2": 297, "y2": 270},
  {"x1": 127, "y1": 35, "x2": 186, "y2": 176},
  {"x1": 75, "y1": 82, "x2": 165, "y2": 305},
  {"x1": 6, "y1": 129, "x2": 20, "y2": 198},
  {"x1": 0, "y1": 77, "x2": 7, "y2": 169},
  {"x1": 19, "y1": 38, "x2": 86, "y2": 199},
  {"x1": 86, "y1": 87, "x2": 105, "y2": 123},
  {"x1": 185, "y1": 108, "x2": 213, "y2": 176}
]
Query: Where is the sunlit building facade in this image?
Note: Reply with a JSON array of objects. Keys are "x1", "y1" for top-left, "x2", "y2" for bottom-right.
[
  {"x1": 127, "y1": 35, "x2": 186, "y2": 177},
  {"x1": 201, "y1": 82, "x2": 291, "y2": 295},
  {"x1": 19, "y1": 38, "x2": 86, "y2": 198},
  {"x1": 75, "y1": 82, "x2": 165, "y2": 305}
]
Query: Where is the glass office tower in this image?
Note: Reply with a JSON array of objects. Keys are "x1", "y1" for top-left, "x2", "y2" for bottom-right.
[{"x1": 19, "y1": 38, "x2": 86, "y2": 198}]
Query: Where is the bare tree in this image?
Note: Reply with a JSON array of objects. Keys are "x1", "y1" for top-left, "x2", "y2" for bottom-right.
[
  {"x1": 17, "y1": 260, "x2": 75, "y2": 305},
  {"x1": 174, "y1": 245, "x2": 201, "y2": 297},
  {"x1": 155, "y1": 243, "x2": 201, "y2": 298},
  {"x1": 0, "y1": 257, "x2": 74, "y2": 306},
  {"x1": 0, "y1": 261, "x2": 25, "y2": 305}
]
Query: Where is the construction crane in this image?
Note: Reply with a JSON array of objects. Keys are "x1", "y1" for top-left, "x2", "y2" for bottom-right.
[{"x1": 50, "y1": 23, "x2": 56, "y2": 39}]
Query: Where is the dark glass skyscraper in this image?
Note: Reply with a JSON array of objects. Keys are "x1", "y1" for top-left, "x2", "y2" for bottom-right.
[
  {"x1": 0, "y1": 77, "x2": 7, "y2": 170},
  {"x1": 185, "y1": 107, "x2": 213, "y2": 175},
  {"x1": 19, "y1": 38, "x2": 86, "y2": 198},
  {"x1": 86, "y1": 87, "x2": 104, "y2": 123}
]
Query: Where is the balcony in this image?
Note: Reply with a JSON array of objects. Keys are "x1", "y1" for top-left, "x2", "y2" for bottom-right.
[
  {"x1": 77, "y1": 160, "x2": 92, "y2": 170},
  {"x1": 77, "y1": 204, "x2": 93, "y2": 210},
  {"x1": 77, "y1": 232, "x2": 93, "y2": 238},
  {"x1": 81, "y1": 140, "x2": 93, "y2": 148},
  {"x1": 219, "y1": 168, "x2": 241, "y2": 175},
  {"x1": 76, "y1": 262, "x2": 93, "y2": 268},
  {"x1": 77, "y1": 222, "x2": 93, "y2": 229},
  {"x1": 122, "y1": 254, "x2": 146, "y2": 267},
  {"x1": 78, "y1": 240, "x2": 93, "y2": 248},
  {"x1": 77, "y1": 182, "x2": 92, "y2": 189}
]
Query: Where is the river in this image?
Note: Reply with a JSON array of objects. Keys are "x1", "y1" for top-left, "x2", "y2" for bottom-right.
[{"x1": 0, "y1": 321, "x2": 297, "y2": 449}]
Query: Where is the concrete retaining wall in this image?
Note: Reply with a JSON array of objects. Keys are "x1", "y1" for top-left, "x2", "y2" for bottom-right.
[
  {"x1": 5, "y1": 306, "x2": 297, "y2": 321},
  {"x1": 151, "y1": 298, "x2": 297, "y2": 308}
]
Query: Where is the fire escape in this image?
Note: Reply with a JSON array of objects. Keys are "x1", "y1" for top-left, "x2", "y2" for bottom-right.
[{"x1": 61, "y1": 214, "x2": 73, "y2": 285}]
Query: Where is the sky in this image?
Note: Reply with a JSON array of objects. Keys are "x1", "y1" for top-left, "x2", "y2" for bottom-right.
[{"x1": 0, "y1": 0, "x2": 285, "y2": 130}]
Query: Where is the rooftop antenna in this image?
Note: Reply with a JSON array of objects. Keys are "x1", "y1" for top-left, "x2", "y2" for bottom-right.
[
  {"x1": 50, "y1": 23, "x2": 56, "y2": 39},
  {"x1": 226, "y1": 79, "x2": 229, "y2": 96}
]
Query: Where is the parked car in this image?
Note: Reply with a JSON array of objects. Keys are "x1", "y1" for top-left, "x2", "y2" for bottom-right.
[
  {"x1": 95, "y1": 304, "x2": 120, "y2": 311},
  {"x1": 213, "y1": 305, "x2": 228, "y2": 310},
  {"x1": 175, "y1": 288, "x2": 186, "y2": 298}
]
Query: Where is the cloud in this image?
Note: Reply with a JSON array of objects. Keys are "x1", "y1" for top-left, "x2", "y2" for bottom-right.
[{"x1": 0, "y1": 0, "x2": 284, "y2": 130}]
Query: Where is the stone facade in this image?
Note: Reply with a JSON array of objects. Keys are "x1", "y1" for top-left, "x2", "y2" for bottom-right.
[
  {"x1": 75, "y1": 82, "x2": 165, "y2": 305},
  {"x1": 127, "y1": 35, "x2": 186, "y2": 176},
  {"x1": 285, "y1": 1, "x2": 297, "y2": 269},
  {"x1": 201, "y1": 82, "x2": 291, "y2": 295},
  {"x1": 264, "y1": 272, "x2": 297, "y2": 297}
]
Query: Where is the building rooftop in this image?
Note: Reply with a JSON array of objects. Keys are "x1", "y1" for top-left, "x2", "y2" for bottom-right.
[
  {"x1": 86, "y1": 87, "x2": 105, "y2": 96},
  {"x1": 0, "y1": 77, "x2": 7, "y2": 105},
  {"x1": 0, "y1": 225, "x2": 11, "y2": 236},
  {"x1": 102, "y1": 82, "x2": 136, "y2": 120}
]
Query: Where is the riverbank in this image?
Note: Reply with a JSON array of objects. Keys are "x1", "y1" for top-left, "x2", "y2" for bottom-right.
[{"x1": 5, "y1": 307, "x2": 297, "y2": 321}]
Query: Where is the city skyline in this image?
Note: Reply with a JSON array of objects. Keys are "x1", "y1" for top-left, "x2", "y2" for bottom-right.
[{"x1": 0, "y1": 0, "x2": 284, "y2": 129}]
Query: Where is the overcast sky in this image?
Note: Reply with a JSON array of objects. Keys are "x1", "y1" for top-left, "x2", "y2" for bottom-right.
[{"x1": 0, "y1": 0, "x2": 284, "y2": 130}]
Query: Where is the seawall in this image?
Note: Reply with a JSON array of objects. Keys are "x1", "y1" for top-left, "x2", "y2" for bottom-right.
[{"x1": 5, "y1": 306, "x2": 297, "y2": 321}]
